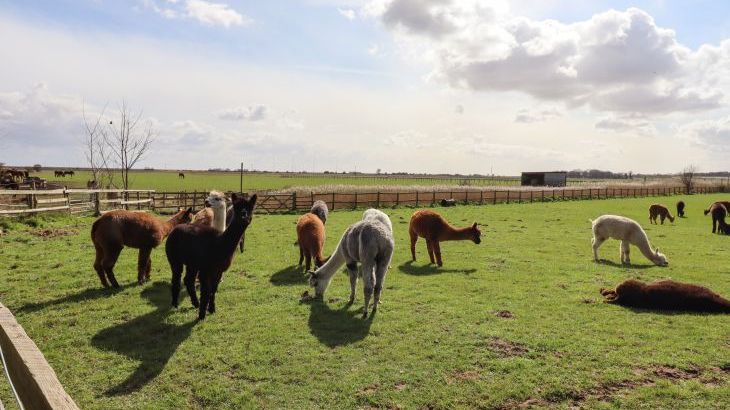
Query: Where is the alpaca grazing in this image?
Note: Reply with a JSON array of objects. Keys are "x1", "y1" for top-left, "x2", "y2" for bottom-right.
[
  {"x1": 92, "y1": 207, "x2": 193, "y2": 288},
  {"x1": 648, "y1": 204, "x2": 674, "y2": 224},
  {"x1": 192, "y1": 191, "x2": 227, "y2": 232},
  {"x1": 601, "y1": 279, "x2": 730, "y2": 313},
  {"x1": 409, "y1": 210, "x2": 481, "y2": 267},
  {"x1": 166, "y1": 194, "x2": 257, "y2": 320},
  {"x1": 703, "y1": 201, "x2": 730, "y2": 215},
  {"x1": 309, "y1": 210, "x2": 394, "y2": 319},
  {"x1": 591, "y1": 215, "x2": 668, "y2": 266},
  {"x1": 676, "y1": 200, "x2": 685, "y2": 218},
  {"x1": 310, "y1": 200, "x2": 329, "y2": 224},
  {"x1": 708, "y1": 203, "x2": 730, "y2": 234},
  {"x1": 296, "y1": 213, "x2": 326, "y2": 271}
]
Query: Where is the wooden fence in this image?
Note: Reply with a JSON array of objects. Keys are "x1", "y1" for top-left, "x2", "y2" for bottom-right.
[
  {"x1": 0, "y1": 189, "x2": 154, "y2": 216},
  {"x1": 0, "y1": 303, "x2": 79, "y2": 409}
]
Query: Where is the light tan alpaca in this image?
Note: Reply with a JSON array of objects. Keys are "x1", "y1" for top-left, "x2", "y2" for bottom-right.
[
  {"x1": 192, "y1": 191, "x2": 227, "y2": 232},
  {"x1": 591, "y1": 215, "x2": 668, "y2": 266},
  {"x1": 648, "y1": 204, "x2": 674, "y2": 225}
]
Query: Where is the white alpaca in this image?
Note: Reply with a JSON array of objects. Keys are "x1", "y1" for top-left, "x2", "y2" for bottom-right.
[
  {"x1": 591, "y1": 215, "x2": 668, "y2": 266},
  {"x1": 309, "y1": 212, "x2": 394, "y2": 319},
  {"x1": 192, "y1": 191, "x2": 227, "y2": 232},
  {"x1": 362, "y1": 208, "x2": 392, "y2": 234}
]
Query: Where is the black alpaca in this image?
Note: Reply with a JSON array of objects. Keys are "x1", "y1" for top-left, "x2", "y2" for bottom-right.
[
  {"x1": 166, "y1": 193, "x2": 257, "y2": 319},
  {"x1": 676, "y1": 200, "x2": 685, "y2": 218}
]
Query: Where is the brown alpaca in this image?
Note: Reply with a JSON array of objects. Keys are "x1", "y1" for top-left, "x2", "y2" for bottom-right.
[
  {"x1": 409, "y1": 210, "x2": 481, "y2": 267},
  {"x1": 296, "y1": 213, "x2": 326, "y2": 271},
  {"x1": 601, "y1": 279, "x2": 730, "y2": 313},
  {"x1": 703, "y1": 201, "x2": 730, "y2": 216},
  {"x1": 648, "y1": 204, "x2": 674, "y2": 224},
  {"x1": 92, "y1": 208, "x2": 193, "y2": 288},
  {"x1": 708, "y1": 203, "x2": 730, "y2": 234}
]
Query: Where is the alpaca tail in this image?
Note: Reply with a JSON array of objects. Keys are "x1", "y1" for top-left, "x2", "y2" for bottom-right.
[{"x1": 704, "y1": 208, "x2": 710, "y2": 216}]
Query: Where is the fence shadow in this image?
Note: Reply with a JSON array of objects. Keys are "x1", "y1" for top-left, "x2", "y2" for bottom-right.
[
  {"x1": 398, "y1": 261, "x2": 477, "y2": 276},
  {"x1": 91, "y1": 282, "x2": 194, "y2": 396},
  {"x1": 306, "y1": 299, "x2": 372, "y2": 348},
  {"x1": 16, "y1": 283, "x2": 134, "y2": 314},
  {"x1": 270, "y1": 265, "x2": 307, "y2": 286}
]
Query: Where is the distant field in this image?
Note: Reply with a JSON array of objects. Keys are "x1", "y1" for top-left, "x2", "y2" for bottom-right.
[{"x1": 0, "y1": 194, "x2": 728, "y2": 408}]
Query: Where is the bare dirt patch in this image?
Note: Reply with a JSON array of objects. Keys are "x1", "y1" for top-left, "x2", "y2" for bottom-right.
[
  {"x1": 487, "y1": 337, "x2": 529, "y2": 357},
  {"x1": 30, "y1": 228, "x2": 79, "y2": 238},
  {"x1": 451, "y1": 370, "x2": 481, "y2": 381},
  {"x1": 494, "y1": 310, "x2": 514, "y2": 319}
]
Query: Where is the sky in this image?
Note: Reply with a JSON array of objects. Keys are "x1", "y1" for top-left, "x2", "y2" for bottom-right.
[{"x1": 1, "y1": 0, "x2": 730, "y2": 175}]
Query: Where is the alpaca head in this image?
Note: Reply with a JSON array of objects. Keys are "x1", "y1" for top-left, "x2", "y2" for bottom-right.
[
  {"x1": 206, "y1": 191, "x2": 227, "y2": 210},
  {"x1": 653, "y1": 248, "x2": 668, "y2": 266},
  {"x1": 308, "y1": 270, "x2": 327, "y2": 298},
  {"x1": 174, "y1": 207, "x2": 194, "y2": 224},
  {"x1": 667, "y1": 214, "x2": 675, "y2": 223},
  {"x1": 230, "y1": 193, "x2": 257, "y2": 226},
  {"x1": 469, "y1": 222, "x2": 482, "y2": 244}
]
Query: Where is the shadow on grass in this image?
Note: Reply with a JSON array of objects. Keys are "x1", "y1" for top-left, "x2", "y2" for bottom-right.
[
  {"x1": 270, "y1": 265, "x2": 307, "y2": 286},
  {"x1": 398, "y1": 261, "x2": 477, "y2": 276},
  {"x1": 604, "y1": 303, "x2": 729, "y2": 316},
  {"x1": 17, "y1": 283, "x2": 135, "y2": 314},
  {"x1": 307, "y1": 299, "x2": 372, "y2": 348},
  {"x1": 594, "y1": 259, "x2": 657, "y2": 269},
  {"x1": 91, "y1": 282, "x2": 194, "y2": 396}
]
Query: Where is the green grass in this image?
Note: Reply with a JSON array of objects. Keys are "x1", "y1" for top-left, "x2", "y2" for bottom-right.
[
  {"x1": 34, "y1": 170, "x2": 520, "y2": 192},
  {"x1": 0, "y1": 194, "x2": 728, "y2": 409}
]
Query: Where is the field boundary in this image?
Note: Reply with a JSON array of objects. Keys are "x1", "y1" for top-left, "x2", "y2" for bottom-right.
[{"x1": 0, "y1": 189, "x2": 155, "y2": 216}]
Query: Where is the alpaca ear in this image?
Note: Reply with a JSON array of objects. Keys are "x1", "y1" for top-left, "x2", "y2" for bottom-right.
[
  {"x1": 186, "y1": 207, "x2": 193, "y2": 215},
  {"x1": 231, "y1": 193, "x2": 238, "y2": 202},
  {"x1": 249, "y1": 194, "x2": 258, "y2": 206},
  {"x1": 472, "y1": 222, "x2": 477, "y2": 228}
]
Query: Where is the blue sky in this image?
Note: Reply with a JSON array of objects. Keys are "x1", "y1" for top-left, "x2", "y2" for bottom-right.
[{"x1": 1, "y1": 0, "x2": 729, "y2": 174}]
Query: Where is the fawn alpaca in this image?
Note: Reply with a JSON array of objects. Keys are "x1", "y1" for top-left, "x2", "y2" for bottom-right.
[
  {"x1": 296, "y1": 213, "x2": 326, "y2": 271},
  {"x1": 92, "y1": 207, "x2": 193, "y2": 288},
  {"x1": 648, "y1": 204, "x2": 674, "y2": 224},
  {"x1": 192, "y1": 191, "x2": 227, "y2": 232},
  {"x1": 409, "y1": 210, "x2": 481, "y2": 267},
  {"x1": 591, "y1": 215, "x2": 668, "y2": 266},
  {"x1": 309, "y1": 210, "x2": 394, "y2": 319},
  {"x1": 310, "y1": 200, "x2": 329, "y2": 224},
  {"x1": 601, "y1": 279, "x2": 730, "y2": 313},
  {"x1": 166, "y1": 194, "x2": 257, "y2": 320}
]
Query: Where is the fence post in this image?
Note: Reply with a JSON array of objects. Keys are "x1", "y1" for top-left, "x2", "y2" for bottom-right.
[
  {"x1": 530, "y1": 190, "x2": 533, "y2": 203},
  {"x1": 416, "y1": 191, "x2": 419, "y2": 207},
  {"x1": 94, "y1": 191, "x2": 101, "y2": 216},
  {"x1": 479, "y1": 190, "x2": 484, "y2": 205},
  {"x1": 493, "y1": 190, "x2": 496, "y2": 205},
  {"x1": 507, "y1": 190, "x2": 510, "y2": 204},
  {"x1": 291, "y1": 192, "x2": 297, "y2": 211},
  {"x1": 332, "y1": 192, "x2": 335, "y2": 210},
  {"x1": 396, "y1": 192, "x2": 400, "y2": 207},
  {"x1": 136, "y1": 192, "x2": 140, "y2": 210},
  {"x1": 353, "y1": 192, "x2": 357, "y2": 210},
  {"x1": 432, "y1": 191, "x2": 435, "y2": 206},
  {"x1": 464, "y1": 191, "x2": 469, "y2": 205},
  {"x1": 377, "y1": 192, "x2": 381, "y2": 208}
]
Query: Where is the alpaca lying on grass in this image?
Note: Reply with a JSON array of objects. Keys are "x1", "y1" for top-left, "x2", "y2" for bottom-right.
[
  {"x1": 192, "y1": 191, "x2": 227, "y2": 232},
  {"x1": 296, "y1": 213, "x2": 326, "y2": 271},
  {"x1": 409, "y1": 210, "x2": 481, "y2": 267},
  {"x1": 676, "y1": 200, "x2": 685, "y2": 218},
  {"x1": 309, "y1": 209, "x2": 394, "y2": 319},
  {"x1": 92, "y1": 207, "x2": 192, "y2": 288},
  {"x1": 166, "y1": 194, "x2": 257, "y2": 320},
  {"x1": 601, "y1": 279, "x2": 730, "y2": 313},
  {"x1": 310, "y1": 200, "x2": 329, "y2": 224},
  {"x1": 648, "y1": 204, "x2": 674, "y2": 225},
  {"x1": 591, "y1": 215, "x2": 668, "y2": 266},
  {"x1": 708, "y1": 203, "x2": 730, "y2": 234}
]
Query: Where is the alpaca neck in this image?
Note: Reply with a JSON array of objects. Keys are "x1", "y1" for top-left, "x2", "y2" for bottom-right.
[
  {"x1": 314, "y1": 239, "x2": 347, "y2": 296},
  {"x1": 634, "y1": 236, "x2": 659, "y2": 263},
  {"x1": 442, "y1": 226, "x2": 473, "y2": 241},
  {"x1": 219, "y1": 215, "x2": 247, "y2": 256},
  {"x1": 212, "y1": 205, "x2": 227, "y2": 232},
  {"x1": 162, "y1": 213, "x2": 185, "y2": 237}
]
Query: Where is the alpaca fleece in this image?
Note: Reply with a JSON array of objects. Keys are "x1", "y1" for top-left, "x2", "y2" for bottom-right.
[
  {"x1": 296, "y1": 212, "x2": 326, "y2": 271},
  {"x1": 409, "y1": 209, "x2": 481, "y2": 267},
  {"x1": 591, "y1": 215, "x2": 668, "y2": 266},
  {"x1": 601, "y1": 279, "x2": 730, "y2": 313},
  {"x1": 648, "y1": 204, "x2": 674, "y2": 225}
]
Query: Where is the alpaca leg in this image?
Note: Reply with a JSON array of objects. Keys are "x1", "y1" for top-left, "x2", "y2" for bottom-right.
[
  {"x1": 298, "y1": 245, "x2": 304, "y2": 266},
  {"x1": 433, "y1": 241, "x2": 443, "y2": 267},
  {"x1": 660, "y1": 215, "x2": 665, "y2": 225},
  {"x1": 346, "y1": 262, "x2": 358, "y2": 305},
  {"x1": 591, "y1": 237, "x2": 605, "y2": 262},
  {"x1": 93, "y1": 245, "x2": 109, "y2": 288},
  {"x1": 372, "y1": 256, "x2": 391, "y2": 315},
  {"x1": 208, "y1": 272, "x2": 222, "y2": 314},
  {"x1": 713, "y1": 219, "x2": 717, "y2": 234},
  {"x1": 170, "y1": 262, "x2": 184, "y2": 308},
  {"x1": 361, "y1": 262, "x2": 375, "y2": 319},
  {"x1": 409, "y1": 229, "x2": 418, "y2": 261},
  {"x1": 621, "y1": 241, "x2": 631, "y2": 265},
  {"x1": 426, "y1": 239, "x2": 435, "y2": 264},
  {"x1": 198, "y1": 273, "x2": 212, "y2": 320},
  {"x1": 184, "y1": 266, "x2": 199, "y2": 308},
  {"x1": 102, "y1": 245, "x2": 123, "y2": 288},
  {"x1": 305, "y1": 253, "x2": 312, "y2": 272},
  {"x1": 137, "y1": 248, "x2": 152, "y2": 285}
]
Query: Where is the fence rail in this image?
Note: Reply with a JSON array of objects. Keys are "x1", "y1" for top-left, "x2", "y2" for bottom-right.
[{"x1": 1, "y1": 185, "x2": 725, "y2": 217}]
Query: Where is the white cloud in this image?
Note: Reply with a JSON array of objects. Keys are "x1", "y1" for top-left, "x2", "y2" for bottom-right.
[
  {"x1": 678, "y1": 117, "x2": 730, "y2": 151},
  {"x1": 338, "y1": 8, "x2": 356, "y2": 20},
  {"x1": 367, "y1": 43, "x2": 380, "y2": 56},
  {"x1": 366, "y1": 1, "x2": 725, "y2": 116},
  {"x1": 594, "y1": 114, "x2": 656, "y2": 136},
  {"x1": 141, "y1": 0, "x2": 251, "y2": 28},
  {"x1": 514, "y1": 107, "x2": 561, "y2": 123},
  {"x1": 216, "y1": 105, "x2": 267, "y2": 121},
  {"x1": 454, "y1": 104, "x2": 464, "y2": 114}
]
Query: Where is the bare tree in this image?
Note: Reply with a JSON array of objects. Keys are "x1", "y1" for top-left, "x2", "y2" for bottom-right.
[
  {"x1": 83, "y1": 104, "x2": 115, "y2": 189},
  {"x1": 102, "y1": 101, "x2": 156, "y2": 190},
  {"x1": 680, "y1": 165, "x2": 697, "y2": 194}
]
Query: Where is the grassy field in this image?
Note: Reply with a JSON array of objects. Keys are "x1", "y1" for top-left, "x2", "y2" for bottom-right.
[
  {"x1": 0, "y1": 194, "x2": 728, "y2": 409},
  {"x1": 34, "y1": 170, "x2": 521, "y2": 192}
]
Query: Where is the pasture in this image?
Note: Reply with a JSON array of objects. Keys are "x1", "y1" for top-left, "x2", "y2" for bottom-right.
[{"x1": 0, "y1": 194, "x2": 728, "y2": 409}]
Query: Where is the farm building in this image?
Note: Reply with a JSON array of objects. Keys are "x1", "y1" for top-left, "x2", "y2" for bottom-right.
[{"x1": 521, "y1": 171, "x2": 567, "y2": 187}]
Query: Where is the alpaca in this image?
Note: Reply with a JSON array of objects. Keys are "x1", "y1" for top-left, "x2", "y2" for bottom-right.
[
  {"x1": 591, "y1": 215, "x2": 668, "y2": 266},
  {"x1": 409, "y1": 210, "x2": 481, "y2": 267},
  {"x1": 166, "y1": 194, "x2": 257, "y2": 320},
  {"x1": 440, "y1": 198, "x2": 457, "y2": 207},
  {"x1": 296, "y1": 213, "x2": 326, "y2": 271},
  {"x1": 676, "y1": 200, "x2": 685, "y2": 218},
  {"x1": 708, "y1": 203, "x2": 730, "y2": 234},
  {"x1": 703, "y1": 201, "x2": 730, "y2": 216},
  {"x1": 308, "y1": 213, "x2": 394, "y2": 319},
  {"x1": 178, "y1": 172, "x2": 185, "y2": 179},
  {"x1": 310, "y1": 200, "x2": 329, "y2": 224},
  {"x1": 600, "y1": 279, "x2": 730, "y2": 313},
  {"x1": 648, "y1": 204, "x2": 674, "y2": 224},
  {"x1": 92, "y1": 207, "x2": 193, "y2": 288},
  {"x1": 363, "y1": 208, "x2": 393, "y2": 234},
  {"x1": 192, "y1": 191, "x2": 227, "y2": 232}
]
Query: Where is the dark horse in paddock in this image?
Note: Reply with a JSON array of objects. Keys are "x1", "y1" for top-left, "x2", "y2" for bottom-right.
[{"x1": 178, "y1": 172, "x2": 185, "y2": 179}]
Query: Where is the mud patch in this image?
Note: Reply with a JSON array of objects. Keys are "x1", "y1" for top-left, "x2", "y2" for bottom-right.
[
  {"x1": 358, "y1": 384, "x2": 380, "y2": 395},
  {"x1": 30, "y1": 228, "x2": 78, "y2": 238},
  {"x1": 487, "y1": 337, "x2": 529, "y2": 357},
  {"x1": 451, "y1": 370, "x2": 480, "y2": 381},
  {"x1": 494, "y1": 310, "x2": 515, "y2": 319},
  {"x1": 394, "y1": 382, "x2": 407, "y2": 391},
  {"x1": 652, "y1": 365, "x2": 701, "y2": 381}
]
